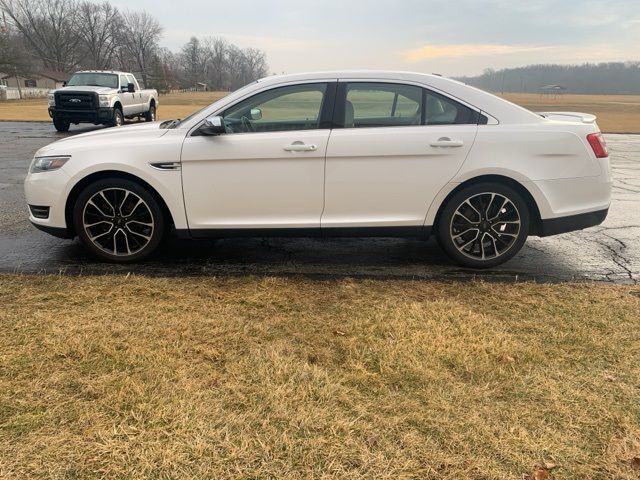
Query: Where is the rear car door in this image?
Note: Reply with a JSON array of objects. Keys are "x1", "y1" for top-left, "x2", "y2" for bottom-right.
[
  {"x1": 180, "y1": 81, "x2": 335, "y2": 233},
  {"x1": 322, "y1": 81, "x2": 479, "y2": 231}
]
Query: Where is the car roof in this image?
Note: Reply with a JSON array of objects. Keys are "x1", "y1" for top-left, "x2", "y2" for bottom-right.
[
  {"x1": 254, "y1": 71, "x2": 541, "y2": 124},
  {"x1": 74, "y1": 70, "x2": 132, "y2": 75},
  {"x1": 257, "y1": 70, "x2": 453, "y2": 85}
]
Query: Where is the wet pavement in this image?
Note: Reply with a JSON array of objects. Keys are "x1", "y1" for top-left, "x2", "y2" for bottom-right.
[{"x1": 0, "y1": 121, "x2": 638, "y2": 283}]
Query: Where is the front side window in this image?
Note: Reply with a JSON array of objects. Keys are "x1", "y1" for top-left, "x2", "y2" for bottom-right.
[
  {"x1": 223, "y1": 83, "x2": 327, "y2": 134},
  {"x1": 126, "y1": 75, "x2": 137, "y2": 89},
  {"x1": 343, "y1": 82, "x2": 422, "y2": 128},
  {"x1": 119, "y1": 75, "x2": 128, "y2": 90}
]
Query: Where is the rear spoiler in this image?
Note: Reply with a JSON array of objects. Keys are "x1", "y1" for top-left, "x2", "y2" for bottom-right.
[{"x1": 537, "y1": 111, "x2": 597, "y2": 124}]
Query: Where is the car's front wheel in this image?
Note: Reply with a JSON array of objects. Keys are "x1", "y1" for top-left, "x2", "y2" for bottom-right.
[
  {"x1": 73, "y1": 178, "x2": 165, "y2": 262},
  {"x1": 436, "y1": 182, "x2": 530, "y2": 268}
]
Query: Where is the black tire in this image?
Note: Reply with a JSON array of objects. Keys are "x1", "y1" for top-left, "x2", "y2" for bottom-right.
[
  {"x1": 111, "y1": 107, "x2": 124, "y2": 127},
  {"x1": 144, "y1": 104, "x2": 156, "y2": 122},
  {"x1": 53, "y1": 118, "x2": 70, "y2": 132},
  {"x1": 436, "y1": 182, "x2": 530, "y2": 269},
  {"x1": 73, "y1": 178, "x2": 165, "y2": 263}
]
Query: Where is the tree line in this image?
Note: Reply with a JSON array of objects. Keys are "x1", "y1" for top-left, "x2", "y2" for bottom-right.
[
  {"x1": 0, "y1": 0, "x2": 269, "y2": 91},
  {"x1": 457, "y1": 62, "x2": 640, "y2": 95}
]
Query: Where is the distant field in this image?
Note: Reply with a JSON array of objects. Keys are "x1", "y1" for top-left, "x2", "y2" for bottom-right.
[
  {"x1": 0, "y1": 91, "x2": 639, "y2": 133},
  {"x1": 0, "y1": 91, "x2": 229, "y2": 123},
  {"x1": 502, "y1": 93, "x2": 640, "y2": 134}
]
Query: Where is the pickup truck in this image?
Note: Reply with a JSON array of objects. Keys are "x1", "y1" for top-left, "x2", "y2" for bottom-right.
[{"x1": 47, "y1": 70, "x2": 158, "y2": 132}]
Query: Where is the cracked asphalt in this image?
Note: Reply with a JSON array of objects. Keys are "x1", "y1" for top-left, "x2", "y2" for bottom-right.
[{"x1": 0, "y1": 121, "x2": 638, "y2": 283}]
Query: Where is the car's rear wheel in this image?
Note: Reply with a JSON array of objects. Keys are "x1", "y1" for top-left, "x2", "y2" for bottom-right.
[
  {"x1": 436, "y1": 182, "x2": 530, "y2": 268},
  {"x1": 53, "y1": 118, "x2": 70, "y2": 132},
  {"x1": 144, "y1": 104, "x2": 156, "y2": 122},
  {"x1": 73, "y1": 178, "x2": 164, "y2": 263}
]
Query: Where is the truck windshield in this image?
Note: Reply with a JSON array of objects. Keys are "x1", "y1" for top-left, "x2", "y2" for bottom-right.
[{"x1": 67, "y1": 73, "x2": 118, "y2": 88}]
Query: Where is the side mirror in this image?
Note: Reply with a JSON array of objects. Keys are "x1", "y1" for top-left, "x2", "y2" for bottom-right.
[
  {"x1": 250, "y1": 108, "x2": 262, "y2": 121},
  {"x1": 127, "y1": 82, "x2": 135, "y2": 93},
  {"x1": 198, "y1": 115, "x2": 225, "y2": 136},
  {"x1": 62, "y1": 81, "x2": 67, "y2": 87}
]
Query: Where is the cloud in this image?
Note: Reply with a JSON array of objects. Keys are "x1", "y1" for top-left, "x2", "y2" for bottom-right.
[{"x1": 404, "y1": 44, "x2": 549, "y2": 62}]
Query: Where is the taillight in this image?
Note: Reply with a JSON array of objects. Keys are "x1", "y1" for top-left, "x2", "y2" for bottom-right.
[{"x1": 587, "y1": 133, "x2": 608, "y2": 158}]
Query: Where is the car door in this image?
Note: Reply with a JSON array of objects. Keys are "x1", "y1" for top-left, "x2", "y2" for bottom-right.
[
  {"x1": 322, "y1": 81, "x2": 479, "y2": 231},
  {"x1": 118, "y1": 74, "x2": 133, "y2": 115},
  {"x1": 180, "y1": 81, "x2": 335, "y2": 234},
  {"x1": 126, "y1": 74, "x2": 142, "y2": 114}
]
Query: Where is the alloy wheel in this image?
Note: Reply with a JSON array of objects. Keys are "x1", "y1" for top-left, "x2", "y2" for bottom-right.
[
  {"x1": 449, "y1": 192, "x2": 521, "y2": 261},
  {"x1": 82, "y1": 187, "x2": 154, "y2": 256}
]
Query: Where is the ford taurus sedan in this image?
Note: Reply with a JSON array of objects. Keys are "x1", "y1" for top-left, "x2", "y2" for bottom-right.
[{"x1": 24, "y1": 71, "x2": 611, "y2": 268}]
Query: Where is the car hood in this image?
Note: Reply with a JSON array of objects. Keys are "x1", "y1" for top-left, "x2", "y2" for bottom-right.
[
  {"x1": 36, "y1": 122, "x2": 169, "y2": 156},
  {"x1": 52, "y1": 86, "x2": 117, "y2": 94}
]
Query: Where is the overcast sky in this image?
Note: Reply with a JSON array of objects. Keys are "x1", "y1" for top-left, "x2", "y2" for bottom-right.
[{"x1": 101, "y1": 0, "x2": 640, "y2": 76}]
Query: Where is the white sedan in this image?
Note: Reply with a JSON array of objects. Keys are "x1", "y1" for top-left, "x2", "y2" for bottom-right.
[{"x1": 24, "y1": 71, "x2": 611, "y2": 268}]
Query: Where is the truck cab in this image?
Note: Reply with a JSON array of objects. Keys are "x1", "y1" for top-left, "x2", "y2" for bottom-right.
[{"x1": 47, "y1": 70, "x2": 158, "y2": 132}]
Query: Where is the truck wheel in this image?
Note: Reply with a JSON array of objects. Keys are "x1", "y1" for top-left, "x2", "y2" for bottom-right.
[
  {"x1": 111, "y1": 108, "x2": 124, "y2": 127},
  {"x1": 144, "y1": 104, "x2": 156, "y2": 122},
  {"x1": 53, "y1": 118, "x2": 70, "y2": 132}
]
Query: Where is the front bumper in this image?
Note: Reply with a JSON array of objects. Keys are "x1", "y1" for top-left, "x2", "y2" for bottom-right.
[
  {"x1": 49, "y1": 107, "x2": 114, "y2": 124},
  {"x1": 24, "y1": 167, "x2": 71, "y2": 234},
  {"x1": 30, "y1": 221, "x2": 71, "y2": 238}
]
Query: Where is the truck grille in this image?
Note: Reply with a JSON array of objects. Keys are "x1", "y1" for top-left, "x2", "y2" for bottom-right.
[{"x1": 55, "y1": 91, "x2": 98, "y2": 110}]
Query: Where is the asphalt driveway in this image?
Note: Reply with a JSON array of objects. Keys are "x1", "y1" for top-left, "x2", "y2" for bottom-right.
[{"x1": 0, "y1": 121, "x2": 638, "y2": 283}]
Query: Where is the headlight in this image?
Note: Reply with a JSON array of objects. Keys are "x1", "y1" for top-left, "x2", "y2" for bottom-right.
[
  {"x1": 30, "y1": 155, "x2": 71, "y2": 173},
  {"x1": 48, "y1": 93, "x2": 55, "y2": 107},
  {"x1": 99, "y1": 95, "x2": 112, "y2": 107}
]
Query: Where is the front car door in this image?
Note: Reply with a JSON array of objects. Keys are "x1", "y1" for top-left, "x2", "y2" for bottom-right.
[
  {"x1": 180, "y1": 81, "x2": 335, "y2": 234},
  {"x1": 322, "y1": 80, "x2": 480, "y2": 232},
  {"x1": 126, "y1": 74, "x2": 142, "y2": 114},
  {"x1": 118, "y1": 74, "x2": 135, "y2": 116}
]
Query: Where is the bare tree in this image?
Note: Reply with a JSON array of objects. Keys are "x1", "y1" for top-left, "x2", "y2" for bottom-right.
[
  {"x1": 0, "y1": 27, "x2": 34, "y2": 98},
  {"x1": 0, "y1": 0, "x2": 81, "y2": 71},
  {"x1": 180, "y1": 36, "x2": 205, "y2": 88},
  {"x1": 76, "y1": 1, "x2": 121, "y2": 69},
  {"x1": 243, "y1": 47, "x2": 268, "y2": 81},
  {"x1": 118, "y1": 10, "x2": 162, "y2": 87},
  {"x1": 202, "y1": 36, "x2": 228, "y2": 90}
]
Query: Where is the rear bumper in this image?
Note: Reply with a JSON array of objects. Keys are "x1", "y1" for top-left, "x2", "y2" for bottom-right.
[
  {"x1": 538, "y1": 208, "x2": 608, "y2": 237},
  {"x1": 49, "y1": 107, "x2": 114, "y2": 124}
]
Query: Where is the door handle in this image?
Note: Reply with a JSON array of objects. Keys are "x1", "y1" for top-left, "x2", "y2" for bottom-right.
[
  {"x1": 430, "y1": 137, "x2": 464, "y2": 148},
  {"x1": 284, "y1": 143, "x2": 317, "y2": 152}
]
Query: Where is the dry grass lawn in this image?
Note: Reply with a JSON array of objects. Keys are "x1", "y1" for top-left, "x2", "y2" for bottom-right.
[
  {"x1": 1, "y1": 274, "x2": 639, "y2": 479},
  {"x1": 1, "y1": 91, "x2": 639, "y2": 133}
]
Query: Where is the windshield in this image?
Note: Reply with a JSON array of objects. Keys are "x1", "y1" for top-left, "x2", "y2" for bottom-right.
[
  {"x1": 67, "y1": 73, "x2": 119, "y2": 88},
  {"x1": 163, "y1": 81, "x2": 259, "y2": 129}
]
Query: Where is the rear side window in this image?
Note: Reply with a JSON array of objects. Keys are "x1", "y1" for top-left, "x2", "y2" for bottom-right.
[
  {"x1": 424, "y1": 90, "x2": 477, "y2": 125},
  {"x1": 340, "y1": 82, "x2": 480, "y2": 127},
  {"x1": 343, "y1": 82, "x2": 422, "y2": 128}
]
